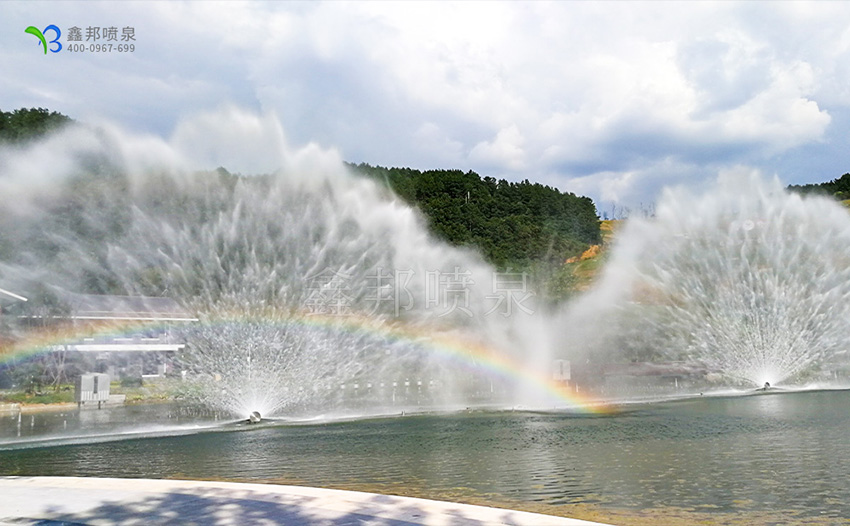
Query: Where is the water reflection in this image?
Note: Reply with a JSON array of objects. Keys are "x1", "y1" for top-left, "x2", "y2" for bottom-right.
[{"x1": 1, "y1": 390, "x2": 848, "y2": 520}]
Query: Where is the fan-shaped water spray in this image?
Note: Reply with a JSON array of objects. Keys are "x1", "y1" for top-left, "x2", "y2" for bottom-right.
[
  {"x1": 0, "y1": 109, "x2": 559, "y2": 418},
  {"x1": 564, "y1": 174, "x2": 850, "y2": 387}
]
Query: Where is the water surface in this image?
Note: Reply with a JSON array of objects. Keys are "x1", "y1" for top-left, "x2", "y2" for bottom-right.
[{"x1": 1, "y1": 390, "x2": 848, "y2": 522}]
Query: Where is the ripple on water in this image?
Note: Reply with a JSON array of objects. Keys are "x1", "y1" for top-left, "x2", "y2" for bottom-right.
[{"x1": 1, "y1": 390, "x2": 849, "y2": 521}]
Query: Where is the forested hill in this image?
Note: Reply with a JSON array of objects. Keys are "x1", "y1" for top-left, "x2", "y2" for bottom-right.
[
  {"x1": 348, "y1": 163, "x2": 600, "y2": 269},
  {"x1": 787, "y1": 173, "x2": 850, "y2": 200},
  {"x1": 0, "y1": 108, "x2": 72, "y2": 143}
]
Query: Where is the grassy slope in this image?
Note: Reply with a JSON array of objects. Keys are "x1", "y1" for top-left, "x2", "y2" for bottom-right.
[{"x1": 567, "y1": 219, "x2": 620, "y2": 290}]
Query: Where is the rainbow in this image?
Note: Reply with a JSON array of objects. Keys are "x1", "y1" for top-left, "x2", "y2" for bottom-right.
[
  {"x1": 0, "y1": 312, "x2": 614, "y2": 414},
  {"x1": 0, "y1": 319, "x2": 178, "y2": 364},
  {"x1": 276, "y1": 313, "x2": 613, "y2": 413}
]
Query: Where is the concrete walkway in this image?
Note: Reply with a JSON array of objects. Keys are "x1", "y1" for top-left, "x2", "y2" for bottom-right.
[{"x1": 0, "y1": 477, "x2": 611, "y2": 526}]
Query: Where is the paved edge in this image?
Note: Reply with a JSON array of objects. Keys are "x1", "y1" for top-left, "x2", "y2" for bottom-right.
[{"x1": 0, "y1": 476, "x2": 612, "y2": 526}]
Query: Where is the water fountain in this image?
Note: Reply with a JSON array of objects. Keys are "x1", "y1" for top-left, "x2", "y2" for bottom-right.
[
  {"x1": 3, "y1": 109, "x2": 848, "y2": 419},
  {"x1": 0, "y1": 109, "x2": 556, "y2": 420},
  {"x1": 4, "y1": 113, "x2": 850, "y2": 524},
  {"x1": 561, "y1": 171, "x2": 850, "y2": 388}
]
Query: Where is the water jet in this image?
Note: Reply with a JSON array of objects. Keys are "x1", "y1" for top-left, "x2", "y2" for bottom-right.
[
  {"x1": 563, "y1": 173, "x2": 850, "y2": 388},
  {"x1": 0, "y1": 110, "x2": 558, "y2": 418}
]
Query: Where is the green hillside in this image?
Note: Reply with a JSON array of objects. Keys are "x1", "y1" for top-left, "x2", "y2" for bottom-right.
[
  {"x1": 349, "y1": 163, "x2": 601, "y2": 271},
  {"x1": 0, "y1": 107, "x2": 72, "y2": 143},
  {"x1": 788, "y1": 173, "x2": 850, "y2": 200}
]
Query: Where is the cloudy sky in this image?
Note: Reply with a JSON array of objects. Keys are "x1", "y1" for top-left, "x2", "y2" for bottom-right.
[{"x1": 3, "y1": 1, "x2": 850, "y2": 210}]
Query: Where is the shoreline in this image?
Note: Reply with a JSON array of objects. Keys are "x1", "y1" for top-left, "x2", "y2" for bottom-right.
[
  {"x1": 200, "y1": 476, "x2": 846, "y2": 526},
  {"x1": 0, "y1": 476, "x2": 610, "y2": 526},
  {"x1": 18, "y1": 402, "x2": 79, "y2": 414},
  {"x1": 0, "y1": 476, "x2": 842, "y2": 526},
  {"x1": 1, "y1": 397, "x2": 136, "y2": 414}
]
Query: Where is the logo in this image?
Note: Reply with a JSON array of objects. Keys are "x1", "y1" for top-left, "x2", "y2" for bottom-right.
[
  {"x1": 23, "y1": 25, "x2": 136, "y2": 55},
  {"x1": 25, "y1": 25, "x2": 62, "y2": 54}
]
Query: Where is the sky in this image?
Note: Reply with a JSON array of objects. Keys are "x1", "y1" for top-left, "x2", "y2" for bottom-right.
[{"x1": 3, "y1": 1, "x2": 850, "y2": 212}]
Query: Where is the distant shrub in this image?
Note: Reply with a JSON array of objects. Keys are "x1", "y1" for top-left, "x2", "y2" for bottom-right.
[
  {"x1": 0, "y1": 390, "x2": 74, "y2": 404},
  {"x1": 120, "y1": 376, "x2": 143, "y2": 388}
]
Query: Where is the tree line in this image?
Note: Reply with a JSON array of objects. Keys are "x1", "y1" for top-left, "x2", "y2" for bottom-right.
[
  {"x1": 787, "y1": 173, "x2": 850, "y2": 200},
  {"x1": 348, "y1": 163, "x2": 601, "y2": 270},
  {"x1": 0, "y1": 107, "x2": 72, "y2": 143}
]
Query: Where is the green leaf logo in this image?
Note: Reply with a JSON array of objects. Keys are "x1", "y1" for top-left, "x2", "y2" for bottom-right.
[{"x1": 25, "y1": 26, "x2": 47, "y2": 55}]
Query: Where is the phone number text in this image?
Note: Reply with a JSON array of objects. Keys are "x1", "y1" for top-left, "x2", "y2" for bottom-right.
[{"x1": 66, "y1": 43, "x2": 135, "y2": 53}]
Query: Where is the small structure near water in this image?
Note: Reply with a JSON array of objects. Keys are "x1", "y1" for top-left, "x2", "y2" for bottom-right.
[{"x1": 75, "y1": 373, "x2": 110, "y2": 409}]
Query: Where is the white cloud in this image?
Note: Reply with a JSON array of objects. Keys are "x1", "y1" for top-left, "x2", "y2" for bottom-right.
[
  {"x1": 564, "y1": 157, "x2": 710, "y2": 207},
  {"x1": 3, "y1": 1, "x2": 850, "y2": 206},
  {"x1": 717, "y1": 61, "x2": 830, "y2": 149},
  {"x1": 413, "y1": 122, "x2": 464, "y2": 164},
  {"x1": 469, "y1": 125, "x2": 526, "y2": 171}
]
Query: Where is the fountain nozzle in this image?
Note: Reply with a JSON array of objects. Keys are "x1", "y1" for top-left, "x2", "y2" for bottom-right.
[{"x1": 247, "y1": 411, "x2": 262, "y2": 424}]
